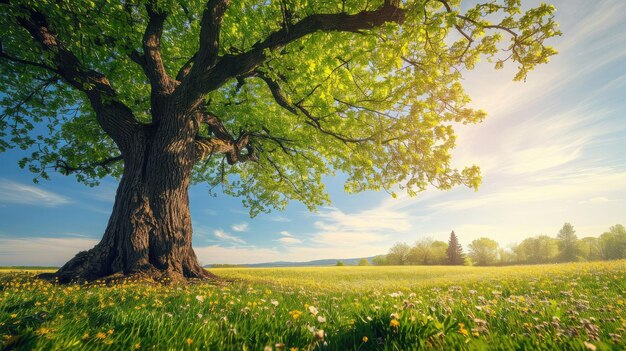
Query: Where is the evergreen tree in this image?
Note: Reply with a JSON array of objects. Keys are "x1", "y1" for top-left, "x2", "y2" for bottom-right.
[{"x1": 446, "y1": 231, "x2": 465, "y2": 265}]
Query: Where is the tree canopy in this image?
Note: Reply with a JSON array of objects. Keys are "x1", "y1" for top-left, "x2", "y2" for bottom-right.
[
  {"x1": 0, "y1": 0, "x2": 560, "y2": 216},
  {"x1": 468, "y1": 237, "x2": 499, "y2": 266}
]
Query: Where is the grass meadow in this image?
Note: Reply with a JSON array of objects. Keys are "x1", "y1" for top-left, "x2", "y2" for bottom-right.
[{"x1": 1, "y1": 261, "x2": 626, "y2": 350}]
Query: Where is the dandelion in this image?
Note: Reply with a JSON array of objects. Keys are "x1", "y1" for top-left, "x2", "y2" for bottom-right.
[
  {"x1": 264, "y1": 346, "x2": 272, "y2": 351},
  {"x1": 390, "y1": 319, "x2": 400, "y2": 328},
  {"x1": 95, "y1": 332, "x2": 107, "y2": 339},
  {"x1": 289, "y1": 310, "x2": 302, "y2": 320},
  {"x1": 458, "y1": 323, "x2": 469, "y2": 337},
  {"x1": 315, "y1": 329, "x2": 325, "y2": 340},
  {"x1": 362, "y1": 336, "x2": 368, "y2": 343},
  {"x1": 317, "y1": 316, "x2": 326, "y2": 323},
  {"x1": 186, "y1": 338, "x2": 193, "y2": 346},
  {"x1": 271, "y1": 299, "x2": 279, "y2": 307},
  {"x1": 197, "y1": 313, "x2": 203, "y2": 319},
  {"x1": 308, "y1": 305, "x2": 318, "y2": 316},
  {"x1": 196, "y1": 295, "x2": 205, "y2": 302},
  {"x1": 133, "y1": 342, "x2": 141, "y2": 349}
]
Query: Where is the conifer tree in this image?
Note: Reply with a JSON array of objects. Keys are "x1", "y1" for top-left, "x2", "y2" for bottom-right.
[{"x1": 446, "y1": 231, "x2": 465, "y2": 265}]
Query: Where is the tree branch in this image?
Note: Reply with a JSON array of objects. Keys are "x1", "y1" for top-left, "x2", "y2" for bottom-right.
[
  {"x1": 177, "y1": 2, "x2": 405, "y2": 110},
  {"x1": 12, "y1": 4, "x2": 141, "y2": 151},
  {"x1": 0, "y1": 40, "x2": 59, "y2": 74},
  {"x1": 188, "y1": 0, "x2": 231, "y2": 77},
  {"x1": 54, "y1": 155, "x2": 123, "y2": 175},
  {"x1": 194, "y1": 110, "x2": 257, "y2": 164},
  {"x1": 140, "y1": 1, "x2": 173, "y2": 93}
]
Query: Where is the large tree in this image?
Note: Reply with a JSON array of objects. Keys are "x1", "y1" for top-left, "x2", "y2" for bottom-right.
[{"x1": 0, "y1": 0, "x2": 558, "y2": 282}]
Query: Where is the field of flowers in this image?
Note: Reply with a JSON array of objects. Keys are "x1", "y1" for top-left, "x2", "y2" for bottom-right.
[{"x1": 1, "y1": 261, "x2": 626, "y2": 350}]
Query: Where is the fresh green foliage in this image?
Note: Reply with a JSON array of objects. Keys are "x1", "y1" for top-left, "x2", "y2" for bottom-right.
[
  {"x1": 2, "y1": 261, "x2": 626, "y2": 350},
  {"x1": 558, "y1": 222, "x2": 580, "y2": 262},
  {"x1": 0, "y1": 0, "x2": 560, "y2": 214},
  {"x1": 599, "y1": 225, "x2": 626, "y2": 260},
  {"x1": 408, "y1": 238, "x2": 448, "y2": 265},
  {"x1": 468, "y1": 237, "x2": 499, "y2": 266}
]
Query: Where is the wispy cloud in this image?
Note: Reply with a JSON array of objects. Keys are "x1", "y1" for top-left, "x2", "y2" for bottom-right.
[
  {"x1": 277, "y1": 237, "x2": 302, "y2": 245},
  {"x1": 279, "y1": 231, "x2": 293, "y2": 237},
  {"x1": 231, "y1": 222, "x2": 249, "y2": 232},
  {"x1": 194, "y1": 244, "x2": 384, "y2": 265},
  {"x1": 0, "y1": 237, "x2": 97, "y2": 266},
  {"x1": 213, "y1": 229, "x2": 246, "y2": 244},
  {"x1": 267, "y1": 216, "x2": 291, "y2": 222},
  {"x1": 0, "y1": 179, "x2": 70, "y2": 207}
]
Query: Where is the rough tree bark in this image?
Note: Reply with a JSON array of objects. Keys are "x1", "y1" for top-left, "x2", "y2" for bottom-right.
[
  {"x1": 5, "y1": 0, "x2": 406, "y2": 283},
  {"x1": 55, "y1": 110, "x2": 214, "y2": 283}
]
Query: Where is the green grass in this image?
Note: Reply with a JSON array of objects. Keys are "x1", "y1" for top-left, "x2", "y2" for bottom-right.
[{"x1": 2, "y1": 261, "x2": 626, "y2": 350}]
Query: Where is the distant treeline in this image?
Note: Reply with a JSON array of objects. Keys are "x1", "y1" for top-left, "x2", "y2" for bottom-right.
[{"x1": 372, "y1": 223, "x2": 626, "y2": 266}]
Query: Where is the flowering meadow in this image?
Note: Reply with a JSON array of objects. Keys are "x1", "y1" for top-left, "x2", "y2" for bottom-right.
[{"x1": 1, "y1": 261, "x2": 626, "y2": 350}]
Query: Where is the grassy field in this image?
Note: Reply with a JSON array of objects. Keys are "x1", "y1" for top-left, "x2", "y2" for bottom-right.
[{"x1": 1, "y1": 261, "x2": 626, "y2": 350}]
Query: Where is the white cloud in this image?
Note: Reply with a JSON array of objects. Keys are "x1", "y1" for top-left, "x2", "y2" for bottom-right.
[
  {"x1": 0, "y1": 237, "x2": 97, "y2": 266},
  {"x1": 279, "y1": 231, "x2": 293, "y2": 237},
  {"x1": 194, "y1": 243, "x2": 385, "y2": 265},
  {"x1": 194, "y1": 245, "x2": 280, "y2": 265},
  {"x1": 213, "y1": 229, "x2": 246, "y2": 244},
  {"x1": 268, "y1": 216, "x2": 291, "y2": 222},
  {"x1": 231, "y1": 222, "x2": 249, "y2": 232},
  {"x1": 0, "y1": 179, "x2": 70, "y2": 207},
  {"x1": 277, "y1": 237, "x2": 302, "y2": 245}
]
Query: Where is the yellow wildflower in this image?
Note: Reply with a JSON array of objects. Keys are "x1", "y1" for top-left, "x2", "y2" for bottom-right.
[
  {"x1": 362, "y1": 336, "x2": 369, "y2": 343},
  {"x1": 95, "y1": 332, "x2": 107, "y2": 339},
  {"x1": 186, "y1": 338, "x2": 193, "y2": 346},
  {"x1": 390, "y1": 319, "x2": 400, "y2": 328},
  {"x1": 289, "y1": 310, "x2": 302, "y2": 320}
]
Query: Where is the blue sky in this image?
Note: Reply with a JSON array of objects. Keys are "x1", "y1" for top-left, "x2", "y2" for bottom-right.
[{"x1": 1, "y1": 0, "x2": 625, "y2": 266}]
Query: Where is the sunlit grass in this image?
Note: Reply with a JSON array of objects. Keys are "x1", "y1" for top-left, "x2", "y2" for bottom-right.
[{"x1": 2, "y1": 261, "x2": 625, "y2": 350}]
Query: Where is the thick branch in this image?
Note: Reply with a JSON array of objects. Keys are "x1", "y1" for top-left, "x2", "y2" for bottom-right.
[
  {"x1": 189, "y1": 0, "x2": 231, "y2": 76},
  {"x1": 178, "y1": 2, "x2": 405, "y2": 110},
  {"x1": 13, "y1": 5, "x2": 141, "y2": 150},
  {"x1": 194, "y1": 111, "x2": 257, "y2": 164},
  {"x1": 141, "y1": 1, "x2": 172, "y2": 93}
]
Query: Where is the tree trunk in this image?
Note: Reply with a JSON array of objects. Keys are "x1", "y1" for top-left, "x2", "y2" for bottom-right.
[{"x1": 54, "y1": 108, "x2": 215, "y2": 283}]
